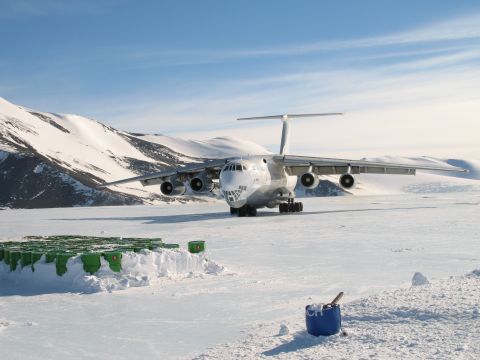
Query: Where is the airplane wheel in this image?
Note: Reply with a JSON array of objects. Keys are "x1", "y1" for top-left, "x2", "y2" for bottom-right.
[
  {"x1": 247, "y1": 206, "x2": 257, "y2": 217},
  {"x1": 279, "y1": 203, "x2": 287, "y2": 213},
  {"x1": 294, "y1": 202, "x2": 303, "y2": 212},
  {"x1": 230, "y1": 207, "x2": 238, "y2": 215},
  {"x1": 238, "y1": 206, "x2": 247, "y2": 217}
]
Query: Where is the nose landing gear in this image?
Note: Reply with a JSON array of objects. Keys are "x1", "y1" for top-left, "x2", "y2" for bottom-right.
[
  {"x1": 279, "y1": 199, "x2": 303, "y2": 213},
  {"x1": 230, "y1": 205, "x2": 257, "y2": 217}
]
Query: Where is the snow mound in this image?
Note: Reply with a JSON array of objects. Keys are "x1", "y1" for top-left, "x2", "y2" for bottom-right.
[
  {"x1": 278, "y1": 324, "x2": 290, "y2": 336},
  {"x1": 349, "y1": 156, "x2": 480, "y2": 196},
  {"x1": 403, "y1": 182, "x2": 478, "y2": 194},
  {"x1": 0, "y1": 249, "x2": 225, "y2": 294},
  {"x1": 467, "y1": 269, "x2": 480, "y2": 277},
  {"x1": 411, "y1": 272, "x2": 430, "y2": 286},
  {"x1": 192, "y1": 271, "x2": 480, "y2": 359},
  {"x1": 137, "y1": 134, "x2": 270, "y2": 158}
]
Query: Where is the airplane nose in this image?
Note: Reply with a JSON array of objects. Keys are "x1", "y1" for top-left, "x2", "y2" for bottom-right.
[{"x1": 223, "y1": 185, "x2": 248, "y2": 203}]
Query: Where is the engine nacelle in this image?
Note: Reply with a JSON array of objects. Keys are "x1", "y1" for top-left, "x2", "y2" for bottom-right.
[
  {"x1": 300, "y1": 172, "x2": 319, "y2": 189},
  {"x1": 339, "y1": 174, "x2": 355, "y2": 189},
  {"x1": 189, "y1": 174, "x2": 214, "y2": 193},
  {"x1": 160, "y1": 179, "x2": 186, "y2": 196}
]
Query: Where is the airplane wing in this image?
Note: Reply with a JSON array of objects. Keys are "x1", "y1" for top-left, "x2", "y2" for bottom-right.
[
  {"x1": 99, "y1": 158, "x2": 229, "y2": 187},
  {"x1": 273, "y1": 155, "x2": 467, "y2": 176}
]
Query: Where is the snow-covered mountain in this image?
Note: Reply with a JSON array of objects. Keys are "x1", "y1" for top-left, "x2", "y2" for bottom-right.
[
  {"x1": 0, "y1": 97, "x2": 272, "y2": 208},
  {"x1": 1, "y1": 97, "x2": 478, "y2": 208}
]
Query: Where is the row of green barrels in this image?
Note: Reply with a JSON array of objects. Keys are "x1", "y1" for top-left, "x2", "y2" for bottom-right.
[
  {"x1": 21, "y1": 235, "x2": 167, "y2": 252},
  {"x1": 0, "y1": 248, "x2": 123, "y2": 275},
  {"x1": 0, "y1": 236, "x2": 184, "y2": 276}
]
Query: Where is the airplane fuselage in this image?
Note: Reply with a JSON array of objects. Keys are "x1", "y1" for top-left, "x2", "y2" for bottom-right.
[{"x1": 219, "y1": 156, "x2": 297, "y2": 209}]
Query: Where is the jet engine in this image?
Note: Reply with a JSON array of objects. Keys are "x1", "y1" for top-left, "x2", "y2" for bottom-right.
[
  {"x1": 160, "y1": 178, "x2": 186, "y2": 196},
  {"x1": 300, "y1": 172, "x2": 319, "y2": 189},
  {"x1": 339, "y1": 174, "x2": 355, "y2": 189},
  {"x1": 189, "y1": 174, "x2": 214, "y2": 193}
]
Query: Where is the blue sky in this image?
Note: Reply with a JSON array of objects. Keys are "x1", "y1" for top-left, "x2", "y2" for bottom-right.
[{"x1": 1, "y1": 0, "x2": 480, "y2": 157}]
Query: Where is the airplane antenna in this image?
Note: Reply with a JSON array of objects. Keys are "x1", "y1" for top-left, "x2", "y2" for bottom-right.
[{"x1": 237, "y1": 113, "x2": 343, "y2": 155}]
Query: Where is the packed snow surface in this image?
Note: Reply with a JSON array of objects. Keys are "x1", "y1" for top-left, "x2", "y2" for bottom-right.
[
  {"x1": 0, "y1": 192, "x2": 479, "y2": 359},
  {"x1": 193, "y1": 271, "x2": 480, "y2": 359}
]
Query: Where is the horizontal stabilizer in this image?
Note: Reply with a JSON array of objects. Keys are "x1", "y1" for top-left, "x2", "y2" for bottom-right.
[{"x1": 237, "y1": 113, "x2": 343, "y2": 121}]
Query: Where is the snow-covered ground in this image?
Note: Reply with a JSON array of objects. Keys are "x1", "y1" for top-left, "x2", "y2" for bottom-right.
[
  {"x1": 192, "y1": 271, "x2": 480, "y2": 359},
  {"x1": 1, "y1": 192, "x2": 479, "y2": 359},
  {"x1": 0, "y1": 250, "x2": 225, "y2": 294}
]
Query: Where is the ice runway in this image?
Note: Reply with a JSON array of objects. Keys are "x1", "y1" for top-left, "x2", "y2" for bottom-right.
[{"x1": 1, "y1": 192, "x2": 479, "y2": 359}]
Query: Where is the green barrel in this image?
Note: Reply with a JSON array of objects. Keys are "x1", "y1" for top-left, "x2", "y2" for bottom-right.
[
  {"x1": 9, "y1": 249, "x2": 21, "y2": 271},
  {"x1": 103, "y1": 252, "x2": 122, "y2": 272},
  {"x1": 31, "y1": 251, "x2": 44, "y2": 271},
  {"x1": 31, "y1": 252, "x2": 44, "y2": 263},
  {"x1": 81, "y1": 253, "x2": 101, "y2": 275},
  {"x1": 20, "y1": 251, "x2": 33, "y2": 267},
  {"x1": 45, "y1": 252, "x2": 57, "y2": 263},
  {"x1": 119, "y1": 246, "x2": 135, "y2": 253},
  {"x1": 188, "y1": 241, "x2": 205, "y2": 253},
  {"x1": 162, "y1": 243, "x2": 180, "y2": 249},
  {"x1": 4, "y1": 248, "x2": 10, "y2": 265},
  {"x1": 133, "y1": 244, "x2": 145, "y2": 253},
  {"x1": 55, "y1": 252, "x2": 75, "y2": 276},
  {"x1": 148, "y1": 240, "x2": 164, "y2": 250}
]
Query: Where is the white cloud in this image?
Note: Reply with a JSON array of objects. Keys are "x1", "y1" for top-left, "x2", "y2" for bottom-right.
[{"x1": 104, "y1": 13, "x2": 480, "y2": 67}]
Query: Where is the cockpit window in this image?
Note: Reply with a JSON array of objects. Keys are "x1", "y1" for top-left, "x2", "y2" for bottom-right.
[{"x1": 224, "y1": 163, "x2": 247, "y2": 172}]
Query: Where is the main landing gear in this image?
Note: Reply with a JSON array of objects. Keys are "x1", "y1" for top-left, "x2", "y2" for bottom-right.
[
  {"x1": 230, "y1": 205, "x2": 257, "y2": 217},
  {"x1": 279, "y1": 199, "x2": 303, "y2": 214}
]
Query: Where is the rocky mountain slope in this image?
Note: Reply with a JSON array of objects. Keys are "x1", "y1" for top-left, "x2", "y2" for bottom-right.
[{"x1": 0, "y1": 98, "x2": 269, "y2": 208}]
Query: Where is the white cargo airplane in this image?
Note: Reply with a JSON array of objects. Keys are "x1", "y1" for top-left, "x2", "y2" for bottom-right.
[{"x1": 102, "y1": 113, "x2": 467, "y2": 216}]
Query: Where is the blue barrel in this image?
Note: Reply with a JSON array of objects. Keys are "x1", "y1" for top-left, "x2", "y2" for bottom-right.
[{"x1": 305, "y1": 304, "x2": 341, "y2": 336}]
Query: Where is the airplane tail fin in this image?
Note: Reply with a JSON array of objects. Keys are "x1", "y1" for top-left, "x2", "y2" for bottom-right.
[{"x1": 237, "y1": 113, "x2": 343, "y2": 155}]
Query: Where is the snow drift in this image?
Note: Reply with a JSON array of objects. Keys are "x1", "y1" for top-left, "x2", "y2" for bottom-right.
[{"x1": 0, "y1": 249, "x2": 225, "y2": 294}]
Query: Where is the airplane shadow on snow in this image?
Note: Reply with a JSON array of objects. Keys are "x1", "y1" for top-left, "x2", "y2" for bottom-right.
[{"x1": 52, "y1": 206, "x2": 437, "y2": 225}]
